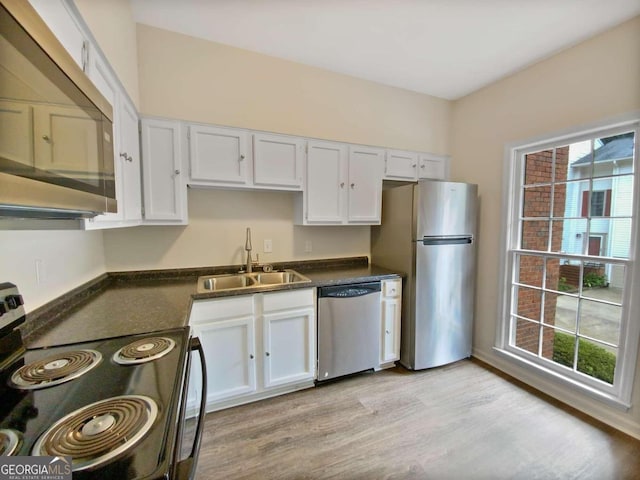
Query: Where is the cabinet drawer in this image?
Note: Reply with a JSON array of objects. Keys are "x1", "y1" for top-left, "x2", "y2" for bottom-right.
[
  {"x1": 382, "y1": 279, "x2": 401, "y2": 297},
  {"x1": 190, "y1": 295, "x2": 254, "y2": 323},
  {"x1": 263, "y1": 288, "x2": 315, "y2": 312}
]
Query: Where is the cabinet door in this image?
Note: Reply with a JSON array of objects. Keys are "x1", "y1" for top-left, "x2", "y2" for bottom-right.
[
  {"x1": 385, "y1": 150, "x2": 418, "y2": 180},
  {"x1": 253, "y1": 133, "x2": 304, "y2": 189},
  {"x1": 29, "y1": 0, "x2": 89, "y2": 71},
  {"x1": 140, "y1": 118, "x2": 187, "y2": 223},
  {"x1": 0, "y1": 101, "x2": 33, "y2": 167},
  {"x1": 305, "y1": 140, "x2": 347, "y2": 224},
  {"x1": 192, "y1": 316, "x2": 257, "y2": 404},
  {"x1": 347, "y1": 146, "x2": 384, "y2": 224},
  {"x1": 189, "y1": 125, "x2": 249, "y2": 185},
  {"x1": 263, "y1": 308, "x2": 315, "y2": 389},
  {"x1": 118, "y1": 98, "x2": 142, "y2": 222},
  {"x1": 381, "y1": 297, "x2": 401, "y2": 363},
  {"x1": 419, "y1": 153, "x2": 448, "y2": 180}
]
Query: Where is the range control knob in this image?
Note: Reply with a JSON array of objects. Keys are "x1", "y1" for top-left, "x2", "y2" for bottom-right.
[{"x1": 6, "y1": 294, "x2": 24, "y2": 310}]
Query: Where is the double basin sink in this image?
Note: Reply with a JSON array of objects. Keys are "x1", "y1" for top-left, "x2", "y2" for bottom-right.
[{"x1": 197, "y1": 269, "x2": 311, "y2": 293}]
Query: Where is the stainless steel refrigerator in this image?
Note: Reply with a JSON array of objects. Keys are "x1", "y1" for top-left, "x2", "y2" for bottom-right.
[{"x1": 371, "y1": 180, "x2": 478, "y2": 370}]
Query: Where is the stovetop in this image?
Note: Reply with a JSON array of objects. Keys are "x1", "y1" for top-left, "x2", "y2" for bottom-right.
[{"x1": 0, "y1": 327, "x2": 191, "y2": 479}]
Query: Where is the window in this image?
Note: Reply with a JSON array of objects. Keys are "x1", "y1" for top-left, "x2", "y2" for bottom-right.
[{"x1": 498, "y1": 121, "x2": 639, "y2": 407}]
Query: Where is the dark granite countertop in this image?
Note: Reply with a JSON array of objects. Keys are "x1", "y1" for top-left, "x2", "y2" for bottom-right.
[{"x1": 22, "y1": 257, "x2": 403, "y2": 349}]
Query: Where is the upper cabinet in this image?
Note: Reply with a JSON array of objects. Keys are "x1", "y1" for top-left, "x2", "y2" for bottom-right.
[
  {"x1": 140, "y1": 118, "x2": 188, "y2": 224},
  {"x1": 252, "y1": 133, "x2": 304, "y2": 190},
  {"x1": 295, "y1": 141, "x2": 383, "y2": 225},
  {"x1": 188, "y1": 125, "x2": 249, "y2": 187},
  {"x1": 418, "y1": 153, "x2": 449, "y2": 180},
  {"x1": 384, "y1": 150, "x2": 418, "y2": 181},
  {"x1": 28, "y1": 0, "x2": 89, "y2": 71}
]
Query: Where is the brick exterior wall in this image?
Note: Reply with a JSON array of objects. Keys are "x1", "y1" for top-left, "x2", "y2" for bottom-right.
[{"x1": 516, "y1": 147, "x2": 569, "y2": 358}]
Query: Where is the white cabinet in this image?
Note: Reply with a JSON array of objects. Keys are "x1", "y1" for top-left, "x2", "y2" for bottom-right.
[
  {"x1": 384, "y1": 150, "x2": 418, "y2": 181},
  {"x1": 29, "y1": 0, "x2": 89, "y2": 71},
  {"x1": 380, "y1": 278, "x2": 402, "y2": 367},
  {"x1": 347, "y1": 145, "x2": 384, "y2": 223},
  {"x1": 252, "y1": 133, "x2": 304, "y2": 190},
  {"x1": 296, "y1": 142, "x2": 383, "y2": 225},
  {"x1": 188, "y1": 125, "x2": 249, "y2": 186},
  {"x1": 418, "y1": 153, "x2": 449, "y2": 180},
  {"x1": 0, "y1": 101, "x2": 33, "y2": 167},
  {"x1": 189, "y1": 288, "x2": 315, "y2": 411},
  {"x1": 140, "y1": 118, "x2": 188, "y2": 224}
]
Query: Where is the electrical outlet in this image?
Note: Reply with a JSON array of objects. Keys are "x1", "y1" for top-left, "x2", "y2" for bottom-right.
[
  {"x1": 263, "y1": 239, "x2": 273, "y2": 253},
  {"x1": 304, "y1": 240, "x2": 312, "y2": 253}
]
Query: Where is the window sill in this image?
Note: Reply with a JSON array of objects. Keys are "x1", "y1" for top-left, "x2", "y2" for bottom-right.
[{"x1": 493, "y1": 346, "x2": 631, "y2": 411}]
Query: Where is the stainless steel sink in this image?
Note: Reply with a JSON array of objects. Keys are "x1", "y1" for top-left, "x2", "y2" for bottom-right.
[{"x1": 197, "y1": 269, "x2": 310, "y2": 293}]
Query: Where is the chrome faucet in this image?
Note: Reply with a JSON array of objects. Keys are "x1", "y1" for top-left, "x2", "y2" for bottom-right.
[{"x1": 245, "y1": 227, "x2": 254, "y2": 273}]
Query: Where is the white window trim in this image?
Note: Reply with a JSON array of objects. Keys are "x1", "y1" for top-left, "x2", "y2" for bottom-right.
[{"x1": 495, "y1": 113, "x2": 640, "y2": 410}]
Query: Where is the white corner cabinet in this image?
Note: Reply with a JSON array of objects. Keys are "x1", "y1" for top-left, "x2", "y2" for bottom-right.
[
  {"x1": 295, "y1": 141, "x2": 384, "y2": 225},
  {"x1": 383, "y1": 150, "x2": 449, "y2": 181},
  {"x1": 187, "y1": 126, "x2": 304, "y2": 191},
  {"x1": 140, "y1": 118, "x2": 188, "y2": 224},
  {"x1": 380, "y1": 278, "x2": 402, "y2": 367},
  {"x1": 188, "y1": 288, "x2": 316, "y2": 412}
]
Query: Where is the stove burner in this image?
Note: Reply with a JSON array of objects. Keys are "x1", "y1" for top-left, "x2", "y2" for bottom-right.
[
  {"x1": 10, "y1": 350, "x2": 102, "y2": 390},
  {"x1": 113, "y1": 337, "x2": 175, "y2": 365},
  {"x1": 0, "y1": 429, "x2": 22, "y2": 456},
  {"x1": 32, "y1": 395, "x2": 158, "y2": 471}
]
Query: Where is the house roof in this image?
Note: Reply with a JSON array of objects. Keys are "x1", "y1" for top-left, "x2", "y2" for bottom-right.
[{"x1": 572, "y1": 133, "x2": 635, "y2": 166}]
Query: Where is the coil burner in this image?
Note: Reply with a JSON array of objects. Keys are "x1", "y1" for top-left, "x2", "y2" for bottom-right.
[
  {"x1": 113, "y1": 337, "x2": 175, "y2": 365},
  {"x1": 32, "y1": 395, "x2": 158, "y2": 471},
  {"x1": 0, "y1": 429, "x2": 22, "y2": 456},
  {"x1": 10, "y1": 350, "x2": 102, "y2": 390}
]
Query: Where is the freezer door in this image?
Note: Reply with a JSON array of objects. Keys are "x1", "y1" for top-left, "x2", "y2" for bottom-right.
[
  {"x1": 415, "y1": 180, "x2": 477, "y2": 238},
  {"x1": 411, "y1": 241, "x2": 475, "y2": 369}
]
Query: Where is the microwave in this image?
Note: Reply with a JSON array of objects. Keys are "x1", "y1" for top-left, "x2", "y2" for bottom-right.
[{"x1": 0, "y1": 0, "x2": 116, "y2": 219}]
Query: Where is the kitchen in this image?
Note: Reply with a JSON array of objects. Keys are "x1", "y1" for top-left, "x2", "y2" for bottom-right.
[{"x1": 1, "y1": 0, "x2": 640, "y2": 478}]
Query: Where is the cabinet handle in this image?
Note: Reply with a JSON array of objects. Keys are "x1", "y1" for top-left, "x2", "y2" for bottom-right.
[
  {"x1": 174, "y1": 169, "x2": 181, "y2": 175},
  {"x1": 265, "y1": 352, "x2": 270, "y2": 357},
  {"x1": 386, "y1": 330, "x2": 390, "y2": 335},
  {"x1": 340, "y1": 182, "x2": 345, "y2": 188},
  {"x1": 420, "y1": 164, "x2": 426, "y2": 169},
  {"x1": 412, "y1": 164, "x2": 417, "y2": 168},
  {"x1": 120, "y1": 152, "x2": 133, "y2": 162},
  {"x1": 350, "y1": 183, "x2": 355, "y2": 188},
  {"x1": 239, "y1": 154, "x2": 245, "y2": 161},
  {"x1": 249, "y1": 354, "x2": 254, "y2": 359},
  {"x1": 42, "y1": 135, "x2": 51, "y2": 142}
]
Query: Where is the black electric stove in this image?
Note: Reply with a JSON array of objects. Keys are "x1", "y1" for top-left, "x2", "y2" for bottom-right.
[{"x1": 0, "y1": 283, "x2": 206, "y2": 480}]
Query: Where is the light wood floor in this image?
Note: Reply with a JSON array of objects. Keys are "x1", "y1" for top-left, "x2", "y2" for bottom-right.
[{"x1": 195, "y1": 359, "x2": 640, "y2": 479}]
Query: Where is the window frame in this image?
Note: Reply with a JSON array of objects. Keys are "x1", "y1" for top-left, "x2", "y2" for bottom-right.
[{"x1": 496, "y1": 117, "x2": 640, "y2": 409}]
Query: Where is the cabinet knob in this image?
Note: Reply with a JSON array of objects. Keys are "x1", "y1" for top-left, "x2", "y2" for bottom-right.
[
  {"x1": 120, "y1": 152, "x2": 133, "y2": 162},
  {"x1": 249, "y1": 354, "x2": 254, "y2": 359},
  {"x1": 42, "y1": 135, "x2": 51, "y2": 142},
  {"x1": 420, "y1": 164, "x2": 426, "y2": 169},
  {"x1": 386, "y1": 330, "x2": 390, "y2": 335},
  {"x1": 412, "y1": 164, "x2": 417, "y2": 168},
  {"x1": 340, "y1": 182, "x2": 345, "y2": 188},
  {"x1": 174, "y1": 169, "x2": 181, "y2": 175},
  {"x1": 350, "y1": 183, "x2": 355, "y2": 188},
  {"x1": 265, "y1": 352, "x2": 270, "y2": 357},
  {"x1": 239, "y1": 154, "x2": 245, "y2": 161}
]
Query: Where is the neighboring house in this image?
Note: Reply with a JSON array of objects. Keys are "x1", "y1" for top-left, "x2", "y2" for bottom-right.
[{"x1": 561, "y1": 133, "x2": 635, "y2": 289}]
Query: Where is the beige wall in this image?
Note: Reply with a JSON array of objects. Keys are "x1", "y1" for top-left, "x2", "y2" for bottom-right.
[
  {"x1": 74, "y1": 0, "x2": 140, "y2": 107},
  {"x1": 0, "y1": 230, "x2": 106, "y2": 312},
  {"x1": 104, "y1": 189, "x2": 369, "y2": 271},
  {"x1": 103, "y1": 24, "x2": 452, "y2": 272},
  {"x1": 451, "y1": 16, "x2": 640, "y2": 437},
  {"x1": 135, "y1": 24, "x2": 451, "y2": 154}
]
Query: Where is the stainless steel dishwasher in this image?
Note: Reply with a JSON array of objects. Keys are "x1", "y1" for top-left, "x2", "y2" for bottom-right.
[{"x1": 317, "y1": 281, "x2": 381, "y2": 382}]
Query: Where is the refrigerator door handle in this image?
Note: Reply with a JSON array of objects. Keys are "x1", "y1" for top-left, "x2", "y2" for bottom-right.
[{"x1": 417, "y1": 235, "x2": 473, "y2": 246}]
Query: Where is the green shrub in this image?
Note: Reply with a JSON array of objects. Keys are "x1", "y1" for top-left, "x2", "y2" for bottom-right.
[
  {"x1": 552, "y1": 332, "x2": 615, "y2": 384},
  {"x1": 583, "y1": 272, "x2": 607, "y2": 288},
  {"x1": 557, "y1": 277, "x2": 572, "y2": 292}
]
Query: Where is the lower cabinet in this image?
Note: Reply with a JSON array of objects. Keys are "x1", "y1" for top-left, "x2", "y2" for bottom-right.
[
  {"x1": 189, "y1": 288, "x2": 316, "y2": 412},
  {"x1": 380, "y1": 278, "x2": 402, "y2": 367}
]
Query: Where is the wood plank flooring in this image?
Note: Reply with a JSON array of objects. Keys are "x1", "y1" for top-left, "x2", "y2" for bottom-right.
[{"x1": 194, "y1": 360, "x2": 640, "y2": 479}]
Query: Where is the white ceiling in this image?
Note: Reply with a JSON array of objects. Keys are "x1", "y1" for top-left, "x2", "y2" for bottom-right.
[{"x1": 130, "y1": 0, "x2": 640, "y2": 100}]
